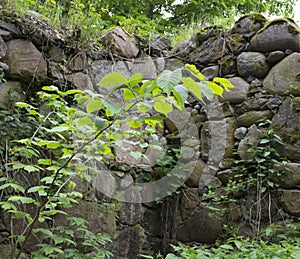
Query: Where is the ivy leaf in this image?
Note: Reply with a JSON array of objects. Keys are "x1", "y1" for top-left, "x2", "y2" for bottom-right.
[
  {"x1": 181, "y1": 77, "x2": 203, "y2": 102},
  {"x1": 153, "y1": 96, "x2": 173, "y2": 116},
  {"x1": 86, "y1": 99, "x2": 103, "y2": 113},
  {"x1": 184, "y1": 64, "x2": 205, "y2": 80},
  {"x1": 213, "y1": 77, "x2": 234, "y2": 91},
  {"x1": 98, "y1": 72, "x2": 127, "y2": 88},
  {"x1": 157, "y1": 69, "x2": 182, "y2": 95}
]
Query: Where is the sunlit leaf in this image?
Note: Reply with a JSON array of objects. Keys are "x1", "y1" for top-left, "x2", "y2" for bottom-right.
[
  {"x1": 184, "y1": 64, "x2": 205, "y2": 80},
  {"x1": 86, "y1": 99, "x2": 103, "y2": 113},
  {"x1": 153, "y1": 96, "x2": 173, "y2": 116},
  {"x1": 98, "y1": 72, "x2": 127, "y2": 88},
  {"x1": 181, "y1": 77, "x2": 203, "y2": 102},
  {"x1": 157, "y1": 69, "x2": 182, "y2": 95},
  {"x1": 128, "y1": 73, "x2": 143, "y2": 86},
  {"x1": 213, "y1": 77, "x2": 234, "y2": 91},
  {"x1": 203, "y1": 81, "x2": 224, "y2": 96}
]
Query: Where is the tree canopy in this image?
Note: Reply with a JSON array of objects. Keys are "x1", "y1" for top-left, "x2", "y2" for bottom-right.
[{"x1": 9, "y1": 0, "x2": 297, "y2": 35}]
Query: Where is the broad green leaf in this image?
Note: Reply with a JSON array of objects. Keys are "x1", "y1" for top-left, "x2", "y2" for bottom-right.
[
  {"x1": 181, "y1": 77, "x2": 203, "y2": 102},
  {"x1": 184, "y1": 64, "x2": 205, "y2": 80},
  {"x1": 98, "y1": 72, "x2": 127, "y2": 88},
  {"x1": 76, "y1": 117, "x2": 94, "y2": 127},
  {"x1": 15, "y1": 102, "x2": 30, "y2": 108},
  {"x1": 28, "y1": 186, "x2": 46, "y2": 193},
  {"x1": 199, "y1": 82, "x2": 214, "y2": 100},
  {"x1": 48, "y1": 126, "x2": 69, "y2": 133},
  {"x1": 153, "y1": 96, "x2": 173, "y2": 116},
  {"x1": 38, "y1": 159, "x2": 52, "y2": 165},
  {"x1": 213, "y1": 77, "x2": 234, "y2": 91},
  {"x1": 128, "y1": 73, "x2": 143, "y2": 86},
  {"x1": 157, "y1": 69, "x2": 182, "y2": 95},
  {"x1": 137, "y1": 101, "x2": 154, "y2": 113},
  {"x1": 103, "y1": 100, "x2": 121, "y2": 116},
  {"x1": 0, "y1": 201, "x2": 17, "y2": 211},
  {"x1": 65, "y1": 89, "x2": 83, "y2": 95},
  {"x1": 95, "y1": 118, "x2": 106, "y2": 129},
  {"x1": 0, "y1": 183, "x2": 25, "y2": 193},
  {"x1": 24, "y1": 165, "x2": 40, "y2": 173},
  {"x1": 86, "y1": 99, "x2": 103, "y2": 113},
  {"x1": 173, "y1": 85, "x2": 188, "y2": 109},
  {"x1": 126, "y1": 119, "x2": 143, "y2": 129},
  {"x1": 46, "y1": 141, "x2": 61, "y2": 149},
  {"x1": 12, "y1": 163, "x2": 26, "y2": 170},
  {"x1": 203, "y1": 81, "x2": 224, "y2": 96},
  {"x1": 124, "y1": 88, "x2": 135, "y2": 101},
  {"x1": 8, "y1": 196, "x2": 35, "y2": 204},
  {"x1": 42, "y1": 85, "x2": 60, "y2": 92}
]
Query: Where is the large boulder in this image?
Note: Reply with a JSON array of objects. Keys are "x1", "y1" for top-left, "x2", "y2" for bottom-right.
[
  {"x1": 220, "y1": 77, "x2": 250, "y2": 104},
  {"x1": 250, "y1": 19, "x2": 300, "y2": 52},
  {"x1": 100, "y1": 28, "x2": 139, "y2": 59},
  {"x1": 263, "y1": 53, "x2": 300, "y2": 96},
  {"x1": 231, "y1": 13, "x2": 267, "y2": 35},
  {"x1": 201, "y1": 118, "x2": 236, "y2": 161},
  {"x1": 237, "y1": 52, "x2": 270, "y2": 78},
  {"x1": 5, "y1": 39, "x2": 47, "y2": 84},
  {"x1": 177, "y1": 205, "x2": 226, "y2": 243},
  {"x1": 189, "y1": 36, "x2": 227, "y2": 65},
  {"x1": 273, "y1": 163, "x2": 300, "y2": 189},
  {"x1": 279, "y1": 190, "x2": 300, "y2": 216},
  {"x1": 271, "y1": 98, "x2": 300, "y2": 161}
]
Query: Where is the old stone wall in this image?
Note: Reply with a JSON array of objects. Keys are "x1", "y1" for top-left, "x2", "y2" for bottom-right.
[{"x1": 0, "y1": 10, "x2": 300, "y2": 258}]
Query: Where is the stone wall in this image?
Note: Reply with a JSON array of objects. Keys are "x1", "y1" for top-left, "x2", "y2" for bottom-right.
[{"x1": 0, "y1": 10, "x2": 300, "y2": 258}]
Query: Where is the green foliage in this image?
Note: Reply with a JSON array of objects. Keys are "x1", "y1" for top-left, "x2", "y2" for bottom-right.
[
  {"x1": 0, "y1": 64, "x2": 232, "y2": 257},
  {"x1": 6, "y1": 0, "x2": 297, "y2": 44},
  {"x1": 165, "y1": 232, "x2": 300, "y2": 259}
]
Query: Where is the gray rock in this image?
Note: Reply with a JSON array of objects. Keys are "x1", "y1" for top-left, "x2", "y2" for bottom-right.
[
  {"x1": 220, "y1": 77, "x2": 250, "y2": 104},
  {"x1": 273, "y1": 163, "x2": 300, "y2": 188},
  {"x1": 237, "y1": 125, "x2": 262, "y2": 160},
  {"x1": 201, "y1": 65, "x2": 219, "y2": 80},
  {"x1": 153, "y1": 57, "x2": 165, "y2": 73},
  {"x1": 250, "y1": 19, "x2": 300, "y2": 52},
  {"x1": 279, "y1": 190, "x2": 300, "y2": 216},
  {"x1": 177, "y1": 205, "x2": 226, "y2": 243},
  {"x1": 237, "y1": 52, "x2": 270, "y2": 79},
  {"x1": 100, "y1": 28, "x2": 139, "y2": 58},
  {"x1": 235, "y1": 97, "x2": 269, "y2": 114},
  {"x1": 185, "y1": 159, "x2": 206, "y2": 188},
  {"x1": 201, "y1": 118, "x2": 236, "y2": 161},
  {"x1": 65, "y1": 72, "x2": 94, "y2": 91},
  {"x1": 5, "y1": 39, "x2": 47, "y2": 84},
  {"x1": 231, "y1": 13, "x2": 267, "y2": 34},
  {"x1": 0, "y1": 81, "x2": 24, "y2": 105},
  {"x1": 67, "y1": 53, "x2": 88, "y2": 72},
  {"x1": 263, "y1": 53, "x2": 300, "y2": 96},
  {"x1": 234, "y1": 127, "x2": 248, "y2": 139},
  {"x1": 266, "y1": 51, "x2": 285, "y2": 64},
  {"x1": 236, "y1": 110, "x2": 272, "y2": 127},
  {"x1": 271, "y1": 98, "x2": 300, "y2": 161},
  {"x1": 217, "y1": 169, "x2": 236, "y2": 184},
  {"x1": 0, "y1": 36, "x2": 6, "y2": 59},
  {"x1": 189, "y1": 36, "x2": 226, "y2": 65},
  {"x1": 174, "y1": 40, "x2": 196, "y2": 59}
]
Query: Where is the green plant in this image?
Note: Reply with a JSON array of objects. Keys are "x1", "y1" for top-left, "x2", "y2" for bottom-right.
[{"x1": 0, "y1": 64, "x2": 233, "y2": 258}]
